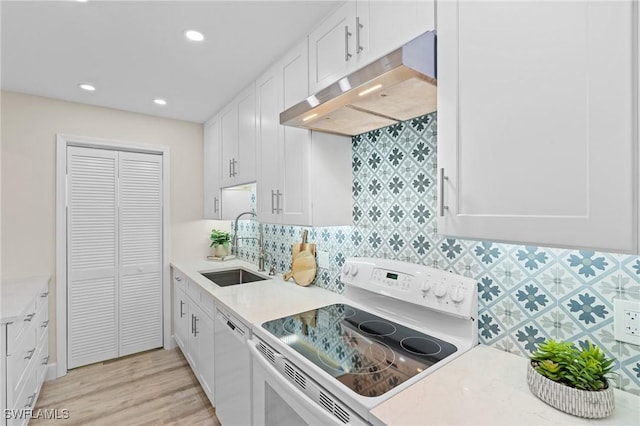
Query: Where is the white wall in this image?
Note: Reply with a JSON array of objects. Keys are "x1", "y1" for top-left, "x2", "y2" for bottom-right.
[{"x1": 1, "y1": 90, "x2": 221, "y2": 363}]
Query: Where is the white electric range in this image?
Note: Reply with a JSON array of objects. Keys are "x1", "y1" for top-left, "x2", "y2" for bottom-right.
[{"x1": 249, "y1": 257, "x2": 478, "y2": 425}]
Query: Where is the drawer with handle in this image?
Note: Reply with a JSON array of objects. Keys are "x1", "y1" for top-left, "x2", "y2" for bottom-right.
[
  {"x1": 7, "y1": 324, "x2": 38, "y2": 400},
  {"x1": 7, "y1": 365, "x2": 38, "y2": 426},
  {"x1": 6, "y1": 300, "x2": 37, "y2": 346},
  {"x1": 173, "y1": 269, "x2": 186, "y2": 291}
]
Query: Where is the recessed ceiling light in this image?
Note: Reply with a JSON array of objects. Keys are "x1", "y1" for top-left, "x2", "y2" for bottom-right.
[
  {"x1": 184, "y1": 30, "x2": 204, "y2": 42},
  {"x1": 79, "y1": 83, "x2": 95, "y2": 92},
  {"x1": 153, "y1": 99, "x2": 167, "y2": 106},
  {"x1": 76, "y1": 0, "x2": 88, "y2": 2}
]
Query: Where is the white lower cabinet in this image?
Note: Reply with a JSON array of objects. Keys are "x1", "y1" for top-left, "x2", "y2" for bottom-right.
[
  {"x1": 1, "y1": 277, "x2": 50, "y2": 426},
  {"x1": 172, "y1": 269, "x2": 215, "y2": 406},
  {"x1": 172, "y1": 272, "x2": 189, "y2": 352}
]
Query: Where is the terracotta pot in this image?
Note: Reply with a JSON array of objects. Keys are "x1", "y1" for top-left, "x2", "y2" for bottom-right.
[{"x1": 527, "y1": 362, "x2": 614, "y2": 418}]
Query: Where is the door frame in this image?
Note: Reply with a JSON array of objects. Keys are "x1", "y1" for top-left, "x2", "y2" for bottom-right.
[{"x1": 55, "y1": 134, "x2": 171, "y2": 378}]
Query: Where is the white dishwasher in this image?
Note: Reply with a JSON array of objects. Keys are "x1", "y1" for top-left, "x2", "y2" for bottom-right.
[{"x1": 214, "y1": 307, "x2": 251, "y2": 426}]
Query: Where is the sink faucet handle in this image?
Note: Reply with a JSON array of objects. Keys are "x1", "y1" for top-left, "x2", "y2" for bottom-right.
[{"x1": 269, "y1": 263, "x2": 277, "y2": 276}]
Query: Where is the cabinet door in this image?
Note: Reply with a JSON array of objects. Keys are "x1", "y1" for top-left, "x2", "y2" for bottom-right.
[
  {"x1": 236, "y1": 83, "x2": 257, "y2": 185},
  {"x1": 203, "y1": 116, "x2": 221, "y2": 219},
  {"x1": 256, "y1": 67, "x2": 282, "y2": 224},
  {"x1": 437, "y1": 0, "x2": 637, "y2": 253},
  {"x1": 309, "y1": 0, "x2": 357, "y2": 93},
  {"x1": 280, "y1": 41, "x2": 312, "y2": 226},
  {"x1": 367, "y1": 1, "x2": 433, "y2": 60},
  {"x1": 172, "y1": 284, "x2": 188, "y2": 351},
  {"x1": 186, "y1": 303, "x2": 198, "y2": 370},
  {"x1": 220, "y1": 104, "x2": 238, "y2": 188}
]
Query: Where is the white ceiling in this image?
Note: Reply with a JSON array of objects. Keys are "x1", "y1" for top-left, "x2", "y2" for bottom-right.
[{"x1": 1, "y1": 0, "x2": 341, "y2": 123}]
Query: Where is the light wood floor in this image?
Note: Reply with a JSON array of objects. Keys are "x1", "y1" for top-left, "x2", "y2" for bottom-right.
[{"x1": 32, "y1": 348, "x2": 220, "y2": 426}]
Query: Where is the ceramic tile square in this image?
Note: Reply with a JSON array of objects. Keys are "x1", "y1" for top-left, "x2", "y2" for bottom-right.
[{"x1": 232, "y1": 112, "x2": 640, "y2": 396}]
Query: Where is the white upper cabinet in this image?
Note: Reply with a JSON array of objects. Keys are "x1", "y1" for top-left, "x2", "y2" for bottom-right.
[
  {"x1": 309, "y1": 0, "x2": 435, "y2": 93},
  {"x1": 203, "y1": 115, "x2": 221, "y2": 219},
  {"x1": 309, "y1": 1, "x2": 359, "y2": 93},
  {"x1": 256, "y1": 63, "x2": 282, "y2": 224},
  {"x1": 220, "y1": 83, "x2": 256, "y2": 188},
  {"x1": 437, "y1": 0, "x2": 638, "y2": 253},
  {"x1": 257, "y1": 40, "x2": 352, "y2": 226},
  {"x1": 366, "y1": 1, "x2": 433, "y2": 61}
]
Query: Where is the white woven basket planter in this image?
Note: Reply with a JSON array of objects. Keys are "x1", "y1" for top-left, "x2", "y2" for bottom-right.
[{"x1": 527, "y1": 362, "x2": 614, "y2": 418}]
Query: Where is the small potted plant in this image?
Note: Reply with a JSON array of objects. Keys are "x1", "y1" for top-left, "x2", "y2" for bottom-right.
[
  {"x1": 527, "y1": 339, "x2": 615, "y2": 418},
  {"x1": 209, "y1": 228, "x2": 230, "y2": 258}
]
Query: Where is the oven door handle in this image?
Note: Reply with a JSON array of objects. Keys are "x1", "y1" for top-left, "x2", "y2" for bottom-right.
[{"x1": 248, "y1": 339, "x2": 361, "y2": 426}]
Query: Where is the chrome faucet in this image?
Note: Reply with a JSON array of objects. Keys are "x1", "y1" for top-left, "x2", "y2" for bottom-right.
[{"x1": 232, "y1": 211, "x2": 268, "y2": 272}]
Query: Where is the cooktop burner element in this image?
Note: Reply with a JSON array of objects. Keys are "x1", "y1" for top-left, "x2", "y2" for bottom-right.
[
  {"x1": 358, "y1": 320, "x2": 397, "y2": 336},
  {"x1": 400, "y1": 337, "x2": 442, "y2": 356},
  {"x1": 261, "y1": 303, "x2": 457, "y2": 397}
]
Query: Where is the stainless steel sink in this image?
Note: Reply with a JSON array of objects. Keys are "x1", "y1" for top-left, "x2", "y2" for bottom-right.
[{"x1": 200, "y1": 268, "x2": 268, "y2": 287}]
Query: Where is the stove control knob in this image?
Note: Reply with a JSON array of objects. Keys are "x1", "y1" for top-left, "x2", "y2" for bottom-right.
[
  {"x1": 342, "y1": 264, "x2": 351, "y2": 276},
  {"x1": 451, "y1": 287, "x2": 465, "y2": 303},
  {"x1": 349, "y1": 265, "x2": 359, "y2": 277},
  {"x1": 434, "y1": 283, "x2": 447, "y2": 298},
  {"x1": 421, "y1": 282, "x2": 431, "y2": 297}
]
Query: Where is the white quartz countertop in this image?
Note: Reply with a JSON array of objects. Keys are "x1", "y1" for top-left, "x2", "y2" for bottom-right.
[
  {"x1": 1, "y1": 275, "x2": 50, "y2": 324},
  {"x1": 370, "y1": 345, "x2": 640, "y2": 426},
  {"x1": 170, "y1": 259, "x2": 345, "y2": 326}
]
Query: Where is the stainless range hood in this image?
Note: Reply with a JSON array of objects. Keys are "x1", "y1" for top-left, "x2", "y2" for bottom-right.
[{"x1": 280, "y1": 31, "x2": 437, "y2": 136}]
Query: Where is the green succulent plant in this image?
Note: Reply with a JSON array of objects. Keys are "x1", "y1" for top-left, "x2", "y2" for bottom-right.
[
  {"x1": 209, "y1": 228, "x2": 230, "y2": 247},
  {"x1": 530, "y1": 339, "x2": 614, "y2": 391}
]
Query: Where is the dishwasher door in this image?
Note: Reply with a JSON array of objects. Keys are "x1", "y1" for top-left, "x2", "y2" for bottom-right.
[{"x1": 214, "y1": 308, "x2": 251, "y2": 426}]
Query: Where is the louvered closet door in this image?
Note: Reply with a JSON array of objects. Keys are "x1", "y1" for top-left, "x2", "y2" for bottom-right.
[
  {"x1": 67, "y1": 147, "x2": 119, "y2": 368},
  {"x1": 118, "y1": 151, "x2": 163, "y2": 356}
]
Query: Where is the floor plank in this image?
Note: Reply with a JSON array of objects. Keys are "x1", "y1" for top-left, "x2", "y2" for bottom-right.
[{"x1": 31, "y1": 348, "x2": 220, "y2": 426}]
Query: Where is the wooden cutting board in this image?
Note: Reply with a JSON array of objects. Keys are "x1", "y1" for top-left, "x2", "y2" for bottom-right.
[
  {"x1": 292, "y1": 229, "x2": 316, "y2": 259},
  {"x1": 284, "y1": 230, "x2": 316, "y2": 281},
  {"x1": 288, "y1": 250, "x2": 317, "y2": 286}
]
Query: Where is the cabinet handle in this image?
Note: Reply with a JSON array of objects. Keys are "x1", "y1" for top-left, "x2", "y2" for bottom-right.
[
  {"x1": 344, "y1": 26, "x2": 352, "y2": 61},
  {"x1": 41, "y1": 320, "x2": 49, "y2": 328},
  {"x1": 174, "y1": 276, "x2": 182, "y2": 282},
  {"x1": 214, "y1": 196, "x2": 219, "y2": 213},
  {"x1": 42, "y1": 355, "x2": 50, "y2": 366},
  {"x1": 41, "y1": 291, "x2": 49, "y2": 298},
  {"x1": 271, "y1": 190, "x2": 277, "y2": 214},
  {"x1": 229, "y1": 159, "x2": 233, "y2": 178},
  {"x1": 25, "y1": 392, "x2": 36, "y2": 409},
  {"x1": 25, "y1": 313, "x2": 35, "y2": 322},
  {"x1": 179, "y1": 300, "x2": 185, "y2": 318},
  {"x1": 194, "y1": 316, "x2": 200, "y2": 336},
  {"x1": 25, "y1": 348, "x2": 36, "y2": 360},
  {"x1": 232, "y1": 158, "x2": 238, "y2": 177},
  {"x1": 276, "y1": 190, "x2": 283, "y2": 214},
  {"x1": 439, "y1": 168, "x2": 449, "y2": 217},
  {"x1": 191, "y1": 314, "x2": 195, "y2": 335},
  {"x1": 356, "y1": 16, "x2": 363, "y2": 53}
]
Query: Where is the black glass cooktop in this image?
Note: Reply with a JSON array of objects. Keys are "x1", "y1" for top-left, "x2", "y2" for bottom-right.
[{"x1": 261, "y1": 303, "x2": 457, "y2": 397}]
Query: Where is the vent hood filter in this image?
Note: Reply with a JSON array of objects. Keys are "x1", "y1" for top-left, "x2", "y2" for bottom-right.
[{"x1": 280, "y1": 31, "x2": 437, "y2": 136}]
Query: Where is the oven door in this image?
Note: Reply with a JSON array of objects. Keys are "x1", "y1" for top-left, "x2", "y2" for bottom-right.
[{"x1": 248, "y1": 337, "x2": 367, "y2": 426}]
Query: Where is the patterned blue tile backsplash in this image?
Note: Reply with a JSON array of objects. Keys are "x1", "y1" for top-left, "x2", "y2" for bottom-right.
[{"x1": 235, "y1": 112, "x2": 640, "y2": 395}]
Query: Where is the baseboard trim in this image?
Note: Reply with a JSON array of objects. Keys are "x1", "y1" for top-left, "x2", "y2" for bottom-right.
[
  {"x1": 45, "y1": 362, "x2": 58, "y2": 381},
  {"x1": 165, "y1": 336, "x2": 177, "y2": 350}
]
